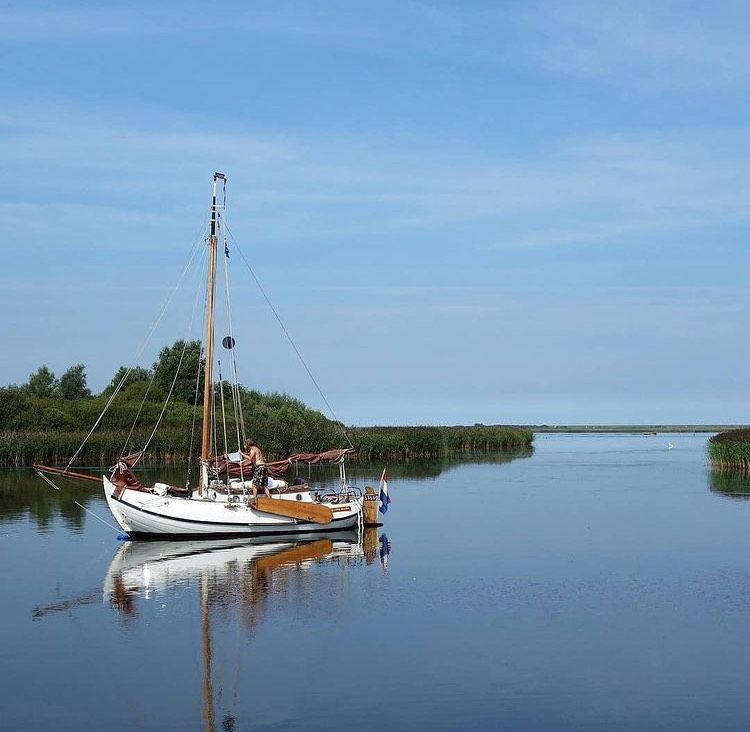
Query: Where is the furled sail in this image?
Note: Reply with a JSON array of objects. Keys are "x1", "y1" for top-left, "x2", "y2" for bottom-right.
[{"x1": 212, "y1": 448, "x2": 354, "y2": 479}]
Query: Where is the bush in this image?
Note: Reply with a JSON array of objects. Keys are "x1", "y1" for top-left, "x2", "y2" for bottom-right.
[{"x1": 709, "y1": 429, "x2": 750, "y2": 472}]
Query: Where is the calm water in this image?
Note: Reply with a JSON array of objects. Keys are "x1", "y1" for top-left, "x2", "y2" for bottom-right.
[{"x1": 3, "y1": 433, "x2": 750, "y2": 731}]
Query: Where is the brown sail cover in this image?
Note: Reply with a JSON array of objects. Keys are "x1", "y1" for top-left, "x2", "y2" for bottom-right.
[
  {"x1": 117, "y1": 451, "x2": 144, "y2": 469},
  {"x1": 213, "y1": 448, "x2": 354, "y2": 480},
  {"x1": 111, "y1": 451, "x2": 144, "y2": 489},
  {"x1": 285, "y1": 449, "x2": 354, "y2": 464}
]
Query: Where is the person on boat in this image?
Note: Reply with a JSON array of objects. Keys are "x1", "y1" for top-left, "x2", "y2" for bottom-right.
[{"x1": 244, "y1": 439, "x2": 270, "y2": 499}]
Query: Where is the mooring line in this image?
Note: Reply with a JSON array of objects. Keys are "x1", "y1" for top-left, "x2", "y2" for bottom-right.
[{"x1": 35, "y1": 470, "x2": 121, "y2": 533}]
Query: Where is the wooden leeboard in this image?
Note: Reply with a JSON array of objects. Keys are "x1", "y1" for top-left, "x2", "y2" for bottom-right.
[
  {"x1": 255, "y1": 539, "x2": 334, "y2": 571},
  {"x1": 254, "y1": 496, "x2": 334, "y2": 525}
]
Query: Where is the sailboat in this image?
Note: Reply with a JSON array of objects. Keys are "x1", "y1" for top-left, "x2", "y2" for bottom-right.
[{"x1": 36, "y1": 173, "x2": 377, "y2": 539}]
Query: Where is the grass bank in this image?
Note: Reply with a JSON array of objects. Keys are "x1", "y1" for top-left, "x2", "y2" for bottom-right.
[
  {"x1": 0, "y1": 425, "x2": 533, "y2": 467},
  {"x1": 708, "y1": 429, "x2": 750, "y2": 472}
]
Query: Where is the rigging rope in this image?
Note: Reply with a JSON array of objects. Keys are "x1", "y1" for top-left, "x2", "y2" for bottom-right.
[
  {"x1": 186, "y1": 346, "x2": 203, "y2": 489},
  {"x1": 120, "y1": 248, "x2": 206, "y2": 456},
  {"x1": 219, "y1": 212, "x2": 246, "y2": 453},
  {"x1": 217, "y1": 360, "x2": 230, "y2": 459},
  {"x1": 224, "y1": 224, "x2": 354, "y2": 450},
  {"x1": 121, "y1": 364, "x2": 159, "y2": 456},
  {"x1": 142, "y1": 338, "x2": 191, "y2": 453},
  {"x1": 35, "y1": 470, "x2": 121, "y2": 533},
  {"x1": 142, "y1": 245, "x2": 207, "y2": 454},
  {"x1": 211, "y1": 378, "x2": 219, "y2": 464},
  {"x1": 67, "y1": 217, "x2": 209, "y2": 468}
]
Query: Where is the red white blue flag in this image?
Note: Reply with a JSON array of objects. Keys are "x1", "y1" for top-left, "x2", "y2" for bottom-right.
[{"x1": 379, "y1": 468, "x2": 391, "y2": 515}]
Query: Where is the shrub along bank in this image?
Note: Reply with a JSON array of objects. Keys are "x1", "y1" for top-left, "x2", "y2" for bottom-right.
[{"x1": 709, "y1": 429, "x2": 750, "y2": 472}]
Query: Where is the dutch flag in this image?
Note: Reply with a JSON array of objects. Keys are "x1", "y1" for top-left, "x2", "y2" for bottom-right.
[{"x1": 379, "y1": 468, "x2": 391, "y2": 515}]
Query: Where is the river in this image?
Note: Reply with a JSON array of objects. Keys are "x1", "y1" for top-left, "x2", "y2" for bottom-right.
[{"x1": 2, "y1": 433, "x2": 750, "y2": 731}]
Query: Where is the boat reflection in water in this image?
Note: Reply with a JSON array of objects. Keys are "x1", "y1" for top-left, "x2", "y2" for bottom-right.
[
  {"x1": 105, "y1": 528, "x2": 389, "y2": 619},
  {"x1": 103, "y1": 528, "x2": 390, "y2": 732}
]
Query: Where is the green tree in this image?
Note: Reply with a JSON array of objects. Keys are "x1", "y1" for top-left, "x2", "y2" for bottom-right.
[
  {"x1": 27, "y1": 366, "x2": 57, "y2": 398},
  {"x1": 0, "y1": 386, "x2": 29, "y2": 429},
  {"x1": 56, "y1": 364, "x2": 91, "y2": 400},
  {"x1": 153, "y1": 340, "x2": 203, "y2": 403},
  {"x1": 102, "y1": 365, "x2": 153, "y2": 396},
  {"x1": 41, "y1": 406, "x2": 75, "y2": 430}
]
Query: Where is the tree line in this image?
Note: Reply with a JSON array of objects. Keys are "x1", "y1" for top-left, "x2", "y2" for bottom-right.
[
  {"x1": 0, "y1": 339, "x2": 533, "y2": 465},
  {"x1": 0, "y1": 340, "x2": 335, "y2": 441},
  {"x1": 1, "y1": 340, "x2": 197, "y2": 431}
]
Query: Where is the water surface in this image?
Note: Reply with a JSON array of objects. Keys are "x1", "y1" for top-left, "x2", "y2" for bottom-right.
[{"x1": 3, "y1": 433, "x2": 750, "y2": 731}]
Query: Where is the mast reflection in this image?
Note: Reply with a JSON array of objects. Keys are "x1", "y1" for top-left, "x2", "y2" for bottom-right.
[{"x1": 103, "y1": 529, "x2": 391, "y2": 731}]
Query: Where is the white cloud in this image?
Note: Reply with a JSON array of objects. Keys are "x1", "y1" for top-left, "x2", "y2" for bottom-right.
[
  {"x1": 3, "y1": 106, "x2": 750, "y2": 255},
  {"x1": 5, "y1": 1, "x2": 750, "y2": 91}
]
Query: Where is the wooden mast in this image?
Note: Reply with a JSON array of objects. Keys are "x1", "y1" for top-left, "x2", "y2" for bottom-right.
[{"x1": 200, "y1": 172, "x2": 225, "y2": 492}]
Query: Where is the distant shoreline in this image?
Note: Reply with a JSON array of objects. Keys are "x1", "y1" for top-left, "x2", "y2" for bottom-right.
[{"x1": 522, "y1": 425, "x2": 747, "y2": 434}]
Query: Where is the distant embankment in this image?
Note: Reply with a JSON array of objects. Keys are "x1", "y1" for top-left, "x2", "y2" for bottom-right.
[
  {"x1": 528, "y1": 425, "x2": 747, "y2": 434},
  {"x1": 0, "y1": 425, "x2": 533, "y2": 467},
  {"x1": 708, "y1": 429, "x2": 750, "y2": 473}
]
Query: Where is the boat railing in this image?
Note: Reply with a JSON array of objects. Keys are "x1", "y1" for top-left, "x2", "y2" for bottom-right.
[
  {"x1": 313, "y1": 486, "x2": 363, "y2": 504},
  {"x1": 338, "y1": 486, "x2": 363, "y2": 502}
]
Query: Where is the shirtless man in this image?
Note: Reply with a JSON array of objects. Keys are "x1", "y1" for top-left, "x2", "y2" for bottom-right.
[{"x1": 244, "y1": 439, "x2": 270, "y2": 499}]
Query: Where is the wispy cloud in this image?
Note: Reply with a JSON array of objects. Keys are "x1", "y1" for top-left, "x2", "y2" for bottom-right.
[
  {"x1": 0, "y1": 5, "x2": 210, "y2": 41},
  {"x1": 530, "y1": 0, "x2": 750, "y2": 88},
  {"x1": 3, "y1": 106, "x2": 750, "y2": 255},
  {"x1": 5, "y1": 1, "x2": 750, "y2": 90}
]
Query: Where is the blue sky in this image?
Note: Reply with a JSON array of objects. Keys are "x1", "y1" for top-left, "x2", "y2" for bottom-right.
[{"x1": 1, "y1": 1, "x2": 749, "y2": 425}]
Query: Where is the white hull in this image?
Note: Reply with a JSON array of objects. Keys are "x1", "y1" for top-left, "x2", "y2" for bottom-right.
[{"x1": 103, "y1": 476, "x2": 362, "y2": 538}]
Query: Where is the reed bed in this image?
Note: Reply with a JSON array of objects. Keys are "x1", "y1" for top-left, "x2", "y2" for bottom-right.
[
  {"x1": 347, "y1": 425, "x2": 532, "y2": 460},
  {"x1": 708, "y1": 429, "x2": 750, "y2": 473},
  {"x1": 0, "y1": 425, "x2": 533, "y2": 467}
]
